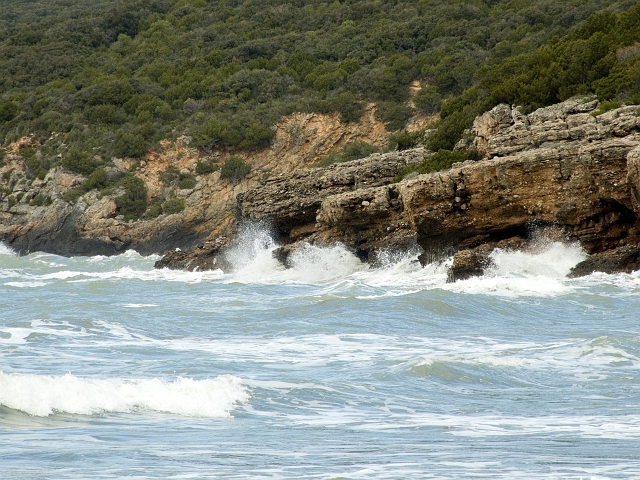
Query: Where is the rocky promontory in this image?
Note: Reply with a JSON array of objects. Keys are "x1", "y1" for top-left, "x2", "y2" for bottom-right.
[
  {"x1": 159, "y1": 96, "x2": 640, "y2": 279},
  {"x1": 4, "y1": 96, "x2": 640, "y2": 280},
  {"x1": 0, "y1": 107, "x2": 391, "y2": 256}
]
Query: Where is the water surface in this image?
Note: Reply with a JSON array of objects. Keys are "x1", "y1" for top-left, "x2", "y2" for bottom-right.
[{"x1": 1, "y1": 234, "x2": 640, "y2": 479}]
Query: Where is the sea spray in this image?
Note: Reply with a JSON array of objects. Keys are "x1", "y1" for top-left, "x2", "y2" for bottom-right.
[
  {"x1": 0, "y1": 243, "x2": 15, "y2": 256},
  {"x1": 222, "y1": 223, "x2": 366, "y2": 284}
]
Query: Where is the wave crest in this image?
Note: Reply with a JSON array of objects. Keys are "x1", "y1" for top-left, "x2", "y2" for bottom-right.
[{"x1": 0, "y1": 372, "x2": 249, "y2": 417}]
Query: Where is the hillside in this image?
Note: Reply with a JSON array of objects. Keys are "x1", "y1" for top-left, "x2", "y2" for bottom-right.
[
  {"x1": 1, "y1": 1, "x2": 634, "y2": 164},
  {"x1": 2, "y1": 0, "x2": 640, "y2": 242}
]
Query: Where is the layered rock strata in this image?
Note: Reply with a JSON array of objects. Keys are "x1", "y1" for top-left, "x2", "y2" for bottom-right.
[
  {"x1": 157, "y1": 149, "x2": 427, "y2": 270},
  {"x1": 224, "y1": 97, "x2": 640, "y2": 278}
]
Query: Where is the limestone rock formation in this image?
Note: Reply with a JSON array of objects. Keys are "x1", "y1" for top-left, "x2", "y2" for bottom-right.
[
  {"x1": 237, "y1": 148, "x2": 426, "y2": 244},
  {"x1": 0, "y1": 107, "x2": 390, "y2": 256},
  {"x1": 154, "y1": 236, "x2": 233, "y2": 272},
  {"x1": 229, "y1": 97, "x2": 640, "y2": 279}
]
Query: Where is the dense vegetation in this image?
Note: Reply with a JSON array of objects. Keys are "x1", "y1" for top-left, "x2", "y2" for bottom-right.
[
  {"x1": 423, "y1": 3, "x2": 640, "y2": 153},
  {"x1": 3, "y1": 0, "x2": 640, "y2": 217},
  {"x1": 1, "y1": 0, "x2": 635, "y2": 167}
]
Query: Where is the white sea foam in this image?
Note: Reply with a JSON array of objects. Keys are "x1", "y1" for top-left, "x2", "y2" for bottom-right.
[
  {"x1": 1, "y1": 226, "x2": 634, "y2": 298},
  {"x1": 285, "y1": 408, "x2": 640, "y2": 439},
  {"x1": 219, "y1": 228, "x2": 590, "y2": 296},
  {"x1": 222, "y1": 224, "x2": 366, "y2": 284},
  {"x1": 0, "y1": 372, "x2": 249, "y2": 417},
  {"x1": 4, "y1": 281, "x2": 48, "y2": 288},
  {"x1": 0, "y1": 243, "x2": 16, "y2": 256},
  {"x1": 441, "y1": 241, "x2": 589, "y2": 297}
]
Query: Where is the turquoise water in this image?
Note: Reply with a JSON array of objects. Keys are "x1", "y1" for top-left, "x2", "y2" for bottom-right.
[{"x1": 2, "y1": 231, "x2": 640, "y2": 479}]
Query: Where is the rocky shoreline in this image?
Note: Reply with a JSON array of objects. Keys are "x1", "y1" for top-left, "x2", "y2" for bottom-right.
[
  {"x1": 3, "y1": 97, "x2": 640, "y2": 280},
  {"x1": 158, "y1": 96, "x2": 640, "y2": 280}
]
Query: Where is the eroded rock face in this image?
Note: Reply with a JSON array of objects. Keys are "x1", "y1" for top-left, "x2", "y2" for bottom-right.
[
  {"x1": 153, "y1": 236, "x2": 232, "y2": 271},
  {"x1": 231, "y1": 97, "x2": 640, "y2": 278},
  {"x1": 237, "y1": 149, "x2": 427, "y2": 244},
  {"x1": 568, "y1": 244, "x2": 640, "y2": 277},
  {"x1": 0, "y1": 107, "x2": 391, "y2": 257}
]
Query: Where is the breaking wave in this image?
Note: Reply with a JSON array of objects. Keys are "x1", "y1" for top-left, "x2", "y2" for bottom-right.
[
  {"x1": 0, "y1": 372, "x2": 249, "y2": 417},
  {"x1": 2, "y1": 225, "x2": 638, "y2": 297},
  {"x1": 0, "y1": 243, "x2": 15, "y2": 256}
]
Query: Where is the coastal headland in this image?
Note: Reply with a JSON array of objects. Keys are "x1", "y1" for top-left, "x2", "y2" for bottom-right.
[
  {"x1": 4, "y1": 97, "x2": 639, "y2": 280},
  {"x1": 159, "y1": 97, "x2": 640, "y2": 279}
]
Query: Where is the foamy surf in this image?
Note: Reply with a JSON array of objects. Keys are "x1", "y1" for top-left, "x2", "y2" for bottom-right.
[
  {"x1": 0, "y1": 243, "x2": 15, "y2": 256},
  {"x1": 1, "y1": 228, "x2": 635, "y2": 298},
  {"x1": 222, "y1": 224, "x2": 366, "y2": 284},
  {"x1": 0, "y1": 372, "x2": 249, "y2": 417}
]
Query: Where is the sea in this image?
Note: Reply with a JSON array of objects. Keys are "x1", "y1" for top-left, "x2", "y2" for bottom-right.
[{"x1": 2, "y1": 227, "x2": 640, "y2": 479}]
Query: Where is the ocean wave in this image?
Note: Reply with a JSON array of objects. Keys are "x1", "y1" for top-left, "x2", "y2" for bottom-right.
[
  {"x1": 285, "y1": 409, "x2": 640, "y2": 439},
  {"x1": 3, "y1": 228, "x2": 640, "y2": 298},
  {"x1": 0, "y1": 372, "x2": 249, "y2": 417}
]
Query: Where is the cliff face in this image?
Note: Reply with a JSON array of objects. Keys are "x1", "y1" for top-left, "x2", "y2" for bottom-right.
[
  {"x1": 0, "y1": 106, "x2": 389, "y2": 256},
  {"x1": 226, "y1": 97, "x2": 640, "y2": 277},
  {"x1": 5, "y1": 96, "x2": 640, "y2": 279}
]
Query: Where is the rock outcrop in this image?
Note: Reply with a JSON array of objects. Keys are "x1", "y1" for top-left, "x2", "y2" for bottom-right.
[
  {"x1": 237, "y1": 148, "x2": 427, "y2": 247},
  {"x1": 227, "y1": 97, "x2": 640, "y2": 278},
  {"x1": 5, "y1": 96, "x2": 640, "y2": 279},
  {"x1": 0, "y1": 107, "x2": 390, "y2": 256}
]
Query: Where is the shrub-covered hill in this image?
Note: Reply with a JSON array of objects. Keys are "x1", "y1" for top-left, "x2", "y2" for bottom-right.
[
  {"x1": 426, "y1": 2, "x2": 640, "y2": 154},
  {"x1": 1, "y1": 0, "x2": 635, "y2": 179}
]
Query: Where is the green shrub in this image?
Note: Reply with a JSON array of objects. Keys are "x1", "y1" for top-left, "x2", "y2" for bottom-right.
[
  {"x1": 318, "y1": 92, "x2": 365, "y2": 123},
  {"x1": 161, "y1": 197, "x2": 185, "y2": 214},
  {"x1": 389, "y1": 130, "x2": 424, "y2": 151},
  {"x1": 340, "y1": 141, "x2": 379, "y2": 162},
  {"x1": 62, "y1": 188, "x2": 84, "y2": 203},
  {"x1": 114, "y1": 133, "x2": 147, "y2": 158},
  {"x1": 86, "y1": 105, "x2": 128, "y2": 125},
  {"x1": 62, "y1": 148, "x2": 95, "y2": 175},
  {"x1": 29, "y1": 193, "x2": 52, "y2": 206},
  {"x1": 592, "y1": 99, "x2": 622, "y2": 116},
  {"x1": 195, "y1": 160, "x2": 218, "y2": 175},
  {"x1": 159, "y1": 165, "x2": 180, "y2": 185},
  {"x1": 115, "y1": 174, "x2": 147, "y2": 221},
  {"x1": 22, "y1": 147, "x2": 50, "y2": 179},
  {"x1": 220, "y1": 156, "x2": 251, "y2": 184},
  {"x1": 426, "y1": 109, "x2": 479, "y2": 152},
  {"x1": 413, "y1": 85, "x2": 442, "y2": 115},
  {"x1": 8, "y1": 195, "x2": 17, "y2": 208},
  {"x1": 238, "y1": 120, "x2": 274, "y2": 151},
  {"x1": 313, "y1": 151, "x2": 341, "y2": 168},
  {"x1": 145, "y1": 198, "x2": 163, "y2": 218},
  {"x1": 85, "y1": 168, "x2": 109, "y2": 191},
  {"x1": 314, "y1": 140, "x2": 379, "y2": 167},
  {"x1": 160, "y1": 166, "x2": 196, "y2": 188},
  {"x1": 178, "y1": 173, "x2": 196, "y2": 189},
  {"x1": 375, "y1": 102, "x2": 413, "y2": 131},
  {"x1": 0, "y1": 102, "x2": 19, "y2": 123},
  {"x1": 393, "y1": 149, "x2": 471, "y2": 182}
]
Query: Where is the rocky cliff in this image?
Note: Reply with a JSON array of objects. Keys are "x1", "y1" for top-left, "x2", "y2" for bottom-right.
[
  {"x1": 160, "y1": 96, "x2": 640, "y2": 278},
  {"x1": 0, "y1": 106, "x2": 389, "y2": 256},
  {"x1": 5, "y1": 96, "x2": 640, "y2": 279}
]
